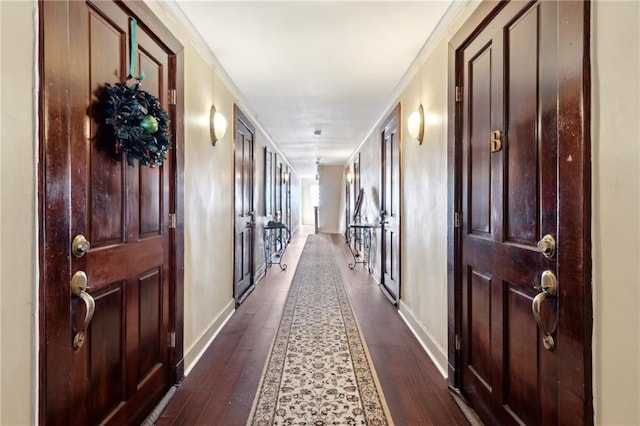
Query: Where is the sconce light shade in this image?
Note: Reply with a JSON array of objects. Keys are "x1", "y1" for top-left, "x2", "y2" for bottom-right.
[
  {"x1": 346, "y1": 172, "x2": 353, "y2": 184},
  {"x1": 210, "y1": 105, "x2": 227, "y2": 146},
  {"x1": 407, "y1": 104, "x2": 425, "y2": 144}
]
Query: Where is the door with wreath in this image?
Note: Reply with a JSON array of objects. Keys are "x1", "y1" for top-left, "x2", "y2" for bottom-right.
[{"x1": 40, "y1": 1, "x2": 182, "y2": 424}]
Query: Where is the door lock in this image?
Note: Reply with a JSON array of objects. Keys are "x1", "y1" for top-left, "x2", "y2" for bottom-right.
[
  {"x1": 71, "y1": 234, "x2": 91, "y2": 258},
  {"x1": 537, "y1": 234, "x2": 556, "y2": 259}
]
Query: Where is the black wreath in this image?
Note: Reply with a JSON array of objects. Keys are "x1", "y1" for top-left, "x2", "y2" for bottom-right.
[{"x1": 104, "y1": 82, "x2": 171, "y2": 167}]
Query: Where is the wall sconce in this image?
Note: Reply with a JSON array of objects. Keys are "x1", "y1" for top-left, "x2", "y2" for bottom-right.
[
  {"x1": 283, "y1": 171, "x2": 289, "y2": 184},
  {"x1": 407, "y1": 104, "x2": 425, "y2": 144},
  {"x1": 346, "y1": 172, "x2": 353, "y2": 184},
  {"x1": 210, "y1": 105, "x2": 227, "y2": 146}
]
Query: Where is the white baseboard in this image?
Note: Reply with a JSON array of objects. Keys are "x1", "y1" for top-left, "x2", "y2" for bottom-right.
[
  {"x1": 255, "y1": 264, "x2": 266, "y2": 284},
  {"x1": 398, "y1": 300, "x2": 448, "y2": 379},
  {"x1": 183, "y1": 299, "x2": 235, "y2": 376}
]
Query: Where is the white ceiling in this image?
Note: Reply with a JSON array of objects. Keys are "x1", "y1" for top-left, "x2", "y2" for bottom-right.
[{"x1": 173, "y1": 1, "x2": 456, "y2": 176}]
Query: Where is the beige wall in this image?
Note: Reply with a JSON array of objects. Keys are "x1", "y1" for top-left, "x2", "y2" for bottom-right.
[
  {"x1": 301, "y1": 165, "x2": 343, "y2": 232},
  {"x1": 300, "y1": 177, "x2": 317, "y2": 226},
  {"x1": 591, "y1": 1, "x2": 640, "y2": 424},
  {"x1": 351, "y1": 122, "x2": 383, "y2": 282},
  {"x1": 0, "y1": 1, "x2": 37, "y2": 424},
  {"x1": 396, "y1": 31, "x2": 452, "y2": 372},
  {"x1": 318, "y1": 165, "x2": 344, "y2": 233},
  {"x1": 180, "y1": 40, "x2": 236, "y2": 366},
  {"x1": 1, "y1": 1, "x2": 639, "y2": 424}
]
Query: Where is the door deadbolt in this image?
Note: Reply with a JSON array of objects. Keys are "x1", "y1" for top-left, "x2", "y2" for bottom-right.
[
  {"x1": 537, "y1": 234, "x2": 556, "y2": 259},
  {"x1": 72, "y1": 234, "x2": 91, "y2": 258}
]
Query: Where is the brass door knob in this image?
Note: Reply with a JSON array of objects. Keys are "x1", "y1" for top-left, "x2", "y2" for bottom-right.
[
  {"x1": 537, "y1": 234, "x2": 556, "y2": 259},
  {"x1": 72, "y1": 234, "x2": 91, "y2": 258}
]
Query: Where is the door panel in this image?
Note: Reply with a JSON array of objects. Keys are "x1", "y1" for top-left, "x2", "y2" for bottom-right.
[
  {"x1": 469, "y1": 46, "x2": 491, "y2": 236},
  {"x1": 506, "y1": 8, "x2": 540, "y2": 245},
  {"x1": 42, "y1": 1, "x2": 177, "y2": 423},
  {"x1": 505, "y1": 285, "x2": 538, "y2": 425},
  {"x1": 88, "y1": 8, "x2": 127, "y2": 247},
  {"x1": 88, "y1": 285, "x2": 124, "y2": 425},
  {"x1": 139, "y1": 268, "x2": 163, "y2": 377},
  {"x1": 380, "y1": 105, "x2": 400, "y2": 303},
  {"x1": 468, "y1": 268, "x2": 491, "y2": 388},
  {"x1": 234, "y1": 107, "x2": 255, "y2": 305}
]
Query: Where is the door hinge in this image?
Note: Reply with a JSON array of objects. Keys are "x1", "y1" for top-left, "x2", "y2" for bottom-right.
[
  {"x1": 454, "y1": 212, "x2": 462, "y2": 228},
  {"x1": 169, "y1": 89, "x2": 177, "y2": 105},
  {"x1": 169, "y1": 331, "x2": 176, "y2": 348},
  {"x1": 455, "y1": 334, "x2": 461, "y2": 351},
  {"x1": 169, "y1": 213, "x2": 177, "y2": 229},
  {"x1": 455, "y1": 86, "x2": 463, "y2": 102}
]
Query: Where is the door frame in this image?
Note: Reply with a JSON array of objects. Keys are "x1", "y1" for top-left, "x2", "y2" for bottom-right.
[
  {"x1": 37, "y1": 1, "x2": 185, "y2": 421},
  {"x1": 233, "y1": 104, "x2": 256, "y2": 305},
  {"x1": 446, "y1": 1, "x2": 592, "y2": 423},
  {"x1": 379, "y1": 103, "x2": 401, "y2": 305}
]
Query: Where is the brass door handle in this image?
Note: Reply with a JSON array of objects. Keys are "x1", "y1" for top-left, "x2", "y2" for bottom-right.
[
  {"x1": 532, "y1": 270, "x2": 557, "y2": 351},
  {"x1": 71, "y1": 271, "x2": 95, "y2": 350}
]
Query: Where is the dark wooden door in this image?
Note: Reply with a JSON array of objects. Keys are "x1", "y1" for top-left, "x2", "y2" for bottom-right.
[
  {"x1": 453, "y1": 1, "x2": 591, "y2": 424},
  {"x1": 41, "y1": 1, "x2": 180, "y2": 424},
  {"x1": 345, "y1": 166, "x2": 352, "y2": 228},
  {"x1": 275, "y1": 158, "x2": 283, "y2": 221},
  {"x1": 285, "y1": 167, "x2": 292, "y2": 227},
  {"x1": 234, "y1": 106, "x2": 255, "y2": 305},
  {"x1": 380, "y1": 105, "x2": 401, "y2": 304}
]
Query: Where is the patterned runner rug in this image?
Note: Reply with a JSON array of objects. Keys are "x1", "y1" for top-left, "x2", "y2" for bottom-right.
[{"x1": 247, "y1": 234, "x2": 393, "y2": 425}]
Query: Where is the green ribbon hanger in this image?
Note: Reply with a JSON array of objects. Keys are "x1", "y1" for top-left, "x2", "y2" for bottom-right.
[{"x1": 129, "y1": 17, "x2": 145, "y2": 81}]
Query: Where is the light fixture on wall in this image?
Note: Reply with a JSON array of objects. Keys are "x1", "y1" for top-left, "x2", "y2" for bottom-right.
[
  {"x1": 283, "y1": 170, "x2": 289, "y2": 184},
  {"x1": 210, "y1": 105, "x2": 227, "y2": 146},
  {"x1": 407, "y1": 104, "x2": 425, "y2": 145},
  {"x1": 346, "y1": 171, "x2": 353, "y2": 184}
]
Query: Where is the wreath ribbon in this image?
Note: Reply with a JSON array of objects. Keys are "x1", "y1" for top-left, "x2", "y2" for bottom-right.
[{"x1": 129, "y1": 18, "x2": 145, "y2": 81}]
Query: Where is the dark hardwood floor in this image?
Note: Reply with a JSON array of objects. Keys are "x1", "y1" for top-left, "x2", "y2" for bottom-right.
[{"x1": 156, "y1": 226, "x2": 468, "y2": 425}]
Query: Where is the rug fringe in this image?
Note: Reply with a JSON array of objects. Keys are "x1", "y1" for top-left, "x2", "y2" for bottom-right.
[
  {"x1": 448, "y1": 385, "x2": 484, "y2": 426},
  {"x1": 141, "y1": 385, "x2": 178, "y2": 425}
]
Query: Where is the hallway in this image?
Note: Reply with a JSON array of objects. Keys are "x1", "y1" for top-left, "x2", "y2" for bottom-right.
[{"x1": 156, "y1": 226, "x2": 468, "y2": 425}]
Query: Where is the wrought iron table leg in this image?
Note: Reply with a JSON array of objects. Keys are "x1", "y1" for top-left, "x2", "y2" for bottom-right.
[{"x1": 347, "y1": 226, "x2": 370, "y2": 270}]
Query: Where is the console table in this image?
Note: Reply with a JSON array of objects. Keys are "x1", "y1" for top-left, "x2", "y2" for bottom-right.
[
  {"x1": 263, "y1": 222, "x2": 290, "y2": 271},
  {"x1": 347, "y1": 222, "x2": 374, "y2": 272}
]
